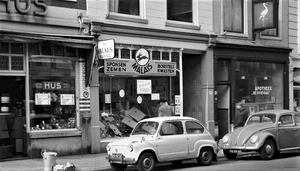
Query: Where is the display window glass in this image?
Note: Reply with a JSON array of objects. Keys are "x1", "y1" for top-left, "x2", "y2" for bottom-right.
[
  {"x1": 99, "y1": 74, "x2": 179, "y2": 139},
  {"x1": 29, "y1": 56, "x2": 77, "y2": 131},
  {"x1": 235, "y1": 61, "x2": 283, "y2": 113}
]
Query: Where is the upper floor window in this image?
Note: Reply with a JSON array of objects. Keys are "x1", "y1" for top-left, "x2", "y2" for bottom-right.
[
  {"x1": 167, "y1": 0, "x2": 192, "y2": 23},
  {"x1": 109, "y1": 0, "x2": 139, "y2": 16},
  {"x1": 223, "y1": 0, "x2": 244, "y2": 33}
]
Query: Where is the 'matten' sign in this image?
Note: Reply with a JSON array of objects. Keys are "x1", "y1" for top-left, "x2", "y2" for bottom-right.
[{"x1": 104, "y1": 59, "x2": 176, "y2": 76}]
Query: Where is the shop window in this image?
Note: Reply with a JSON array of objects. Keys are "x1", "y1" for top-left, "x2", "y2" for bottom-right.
[
  {"x1": 0, "y1": 43, "x2": 25, "y2": 72},
  {"x1": 99, "y1": 75, "x2": 173, "y2": 138},
  {"x1": 131, "y1": 50, "x2": 136, "y2": 59},
  {"x1": 41, "y1": 42, "x2": 52, "y2": 56},
  {"x1": 11, "y1": 56, "x2": 24, "y2": 71},
  {"x1": 29, "y1": 57, "x2": 77, "y2": 131},
  {"x1": 0, "y1": 42, "x2": 9, "y2": 53},
  {"x1": 0, "y1": 56, "x2": 9, "y2": 70},
  {"x1": 162, "y1": 52, "x2": 169, "y2": 61},
  {"x1": 167, "y1": 0, "x2": 192, "y2": 23},
  {"x1": 109, "y1": 0, "x2": 139, "y2": 16},
  {"x1": 11, "y1": 43, "x2": 23, "y2": 54},
  {"x1": 152, "y1": 51, "x2": 160, "y2": 60},
  {"x1": 235, "y1": 61, "x2": 283, "y2": 113},
  {"x1": 29, "y1": 43, "x2": 40, "y2": 55},
  {"x1": 171, "y1": 52, "x2": 179, "y2": 70},
  {"x1": 121, "y1": 49, "x2": 130, "y2": 59},
  {"x1": 223, "y1": 0, "x2": 244, "y2": 33},
  {"x1": 54, "y1": 44, "x2": 65, "y2": 56},
  {"x1": 66, "y1": 47, "x2": 76, "y2": 57}
]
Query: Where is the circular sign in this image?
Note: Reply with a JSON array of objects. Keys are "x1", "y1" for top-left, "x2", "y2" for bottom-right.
[
  {"x1": 83, "y1": 91, "x2": 89, "y2": 98},
  {"x1": 137, "y1": 96, "x2": 142, "y2": 104},
  {"x1": 119, "y1": 89, "x2": 125, "y2": 98},
  {"x1": 135, "y1": 48, "x2": 149, "y2": 66}
]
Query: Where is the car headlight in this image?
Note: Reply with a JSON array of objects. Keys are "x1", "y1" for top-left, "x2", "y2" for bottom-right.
[
  {"x1": 250, "y1": 135, "x2": 259, "y2": 144},
  {"x1": 128, "y1": 144, "x2": 133, "y2": 152},
  {"x1": 106, "y1": 145, "x2": 111, "y2": 151},
  {"x1": 222, "y1": 135, "x2": 230, "y2": 143}
]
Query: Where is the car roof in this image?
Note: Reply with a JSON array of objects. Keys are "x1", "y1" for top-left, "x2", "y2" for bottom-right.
[
  {"x1": 140, "y1": 116, "x2": 199, "y2": 123},
  {"x1": 253, "y1": 109, "x2": 297, "y2": 116}
]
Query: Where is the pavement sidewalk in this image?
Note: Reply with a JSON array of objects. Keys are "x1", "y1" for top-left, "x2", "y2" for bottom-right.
[{"x1": 0, "y1": 150, "x2": 225, "y2": 171}]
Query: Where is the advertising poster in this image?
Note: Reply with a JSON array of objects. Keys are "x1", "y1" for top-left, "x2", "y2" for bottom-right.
[
  {"x1": 137, "y1": 80, "x2": 152, "y2": 94},
  {"x1": 35, "y1": 93, "x2": 51, "y2": 105},
  {"x1": 60, "y1": 94, "x2": 75, "y2": 105}
]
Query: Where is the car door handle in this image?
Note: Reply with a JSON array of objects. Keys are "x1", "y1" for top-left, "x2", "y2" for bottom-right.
[{"x1": 294, "y1": 128, "x2": 298, "y2": 131}]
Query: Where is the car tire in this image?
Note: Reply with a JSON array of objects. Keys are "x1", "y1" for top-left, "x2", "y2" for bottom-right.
[
  {"x1": 171, "y1": 160, "x2": 183, "y2": 166},
  {"x1": 223, "y1": 150, "x2": 237, "y2": 159},
  {"x1": 259, "y1": 139, "x2": 276, "y2": 160},
  {"x1": 137, "y1": 152, "x2": 156, "y2": 171},
  {"x1": 197, "y1": 147, "x2": 213, "y2": 166},
  {"x1": 110, "y1": 163, "x2": 128, "y2": 171}
]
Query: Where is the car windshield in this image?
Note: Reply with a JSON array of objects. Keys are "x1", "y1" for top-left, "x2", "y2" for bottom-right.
[
  {"x1": 131, "y1": 121, "x2": 159, "y2": 135},
  {"x1": 246, "y1": 113, "x2": 276, "y2": 126}
]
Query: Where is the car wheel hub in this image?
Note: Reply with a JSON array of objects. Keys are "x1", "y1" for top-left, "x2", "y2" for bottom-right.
[
  {"x1": 202, "y1": 151, "x2": 209, "y2": 161},
  {"x1": 265, "y1": 144, "x2": 272, "y2": 155},
  {"x1": 143, "y1": 158, "x2": 152, "y2": 168}
]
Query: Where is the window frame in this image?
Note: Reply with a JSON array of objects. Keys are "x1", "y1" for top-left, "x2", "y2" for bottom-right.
[
  {"x1": 165, "y1": 0, "x2": 199, "y2": 30},
  {"x1": 106, "y1": 0, "x2": 147, "y2": 24},
  {"x1": 221, "y1": 0, "x2": 248, "y2": 37},
  {"x1": 185, "y1": 121, "x2": 204, "y2": 134},
  {"x1": 160, "y1": 121, "x2": 184, "y2": 136},
  {"x1": 28, "y1": 42, "x2": 80, "y2": 132},
  {"x1": 0, "y1": 42, "x2": 25, "y2": 74}
]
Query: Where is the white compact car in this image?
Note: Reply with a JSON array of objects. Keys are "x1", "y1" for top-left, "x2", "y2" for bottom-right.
[{"x1": 106, "y1": 116, "x2": 218, "y2": 171}]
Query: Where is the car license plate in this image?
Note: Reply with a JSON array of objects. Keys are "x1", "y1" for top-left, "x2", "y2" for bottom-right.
[
  {"x1": 229, "y1": 150, "x2": 240, "y2": 153},
  {"x1": 112, "y1": 153, "x2": 122, "y2": 158}
]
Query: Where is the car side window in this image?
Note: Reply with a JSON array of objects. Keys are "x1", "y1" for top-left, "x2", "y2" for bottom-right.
[
  {"x1": 279, "y1": 114, "x2": 293, "y2": 126},
  {"x1": 295, "y1": 115, "x2": 300, "y2": 126},
  {"x1": 160, "y1": 121, "x2": 183, "y2": 136},
  {"x1": 185, "y1": 121, "x2": 204, "y2": 134}
]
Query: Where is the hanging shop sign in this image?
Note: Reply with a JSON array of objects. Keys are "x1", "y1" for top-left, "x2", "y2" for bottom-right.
[
  {"x1": 253, "y1": 0, "x2": 278, "y2": 30},
  {"x1": 97, "y1": 39, "x2": 115, "y2": 60},
  {"x1": 2, "y1": 0, "x2": 48, "y2": 16}
]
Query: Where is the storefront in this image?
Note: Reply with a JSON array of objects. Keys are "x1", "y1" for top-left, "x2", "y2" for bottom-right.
[
  {"x1": 0, "y1": 33, "x2": 95, "y2": 159},
  {"x1": 86, "y1": 21, "x2": 217, "y2": 151},
  {"x1": 214, "y1": 43, "x2": 291, "y2": 139},
  {"x1": 0, "y1": 0, "x2": 96, "y2": 159}
]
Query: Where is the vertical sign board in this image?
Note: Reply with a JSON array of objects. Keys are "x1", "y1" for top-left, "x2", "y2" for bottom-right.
[
  {"x1": 97, "y1": 39, "x2": 115, "y2": 60},
  {"x1": 253, "y1": 0, "x2": 278, "y2": 31}
]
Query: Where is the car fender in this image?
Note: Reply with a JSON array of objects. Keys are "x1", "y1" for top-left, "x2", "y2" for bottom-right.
[
  {"x1": 135, "y1": 147, "x2": 158, "y2": 163},
  {"x1": 256, "y1": 132, "x2": 278, "y2": 150},
  {"x1": 195, "y1": 140, "x2": 218, "y2": 157}
]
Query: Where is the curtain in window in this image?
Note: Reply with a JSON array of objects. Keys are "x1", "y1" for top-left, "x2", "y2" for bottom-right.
[
  {"x1": 223, "y1": 0, "x2": 243, "y2": 33},
  {"x1": 109, "y1": 0, "x2": 119, "y2": 13}
]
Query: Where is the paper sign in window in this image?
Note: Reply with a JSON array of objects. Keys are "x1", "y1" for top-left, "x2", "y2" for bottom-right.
[
  {"x1": 35, "y1": 93, "x2": 51, "y2": 105},
  {"x1": 60, "y1": 94, "x2": 74, "y2": 105},
  {"x1": 137, "y1": 80, "x2": 151, "y2": 94}
]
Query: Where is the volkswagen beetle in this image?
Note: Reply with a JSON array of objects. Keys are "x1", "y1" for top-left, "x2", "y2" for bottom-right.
[
  {"x1": 220, "y1": 109, "x2": 300, "y2": 160},
  {"x1": 106, "y1": 116, "x2": 218, "y2": 171}
]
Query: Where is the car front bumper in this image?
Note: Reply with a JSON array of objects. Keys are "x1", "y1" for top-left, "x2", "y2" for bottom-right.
[
  {"x1": 106, "y1": 154, "x2": 136, "y2": 164},
  {"x1": 219, "y1": 141, "x2": 259, "y2": 151}
]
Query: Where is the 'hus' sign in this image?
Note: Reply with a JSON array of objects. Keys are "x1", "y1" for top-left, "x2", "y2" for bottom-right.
[{"x1": 2, "y1": 0, "x2": 48, "y2": 16}]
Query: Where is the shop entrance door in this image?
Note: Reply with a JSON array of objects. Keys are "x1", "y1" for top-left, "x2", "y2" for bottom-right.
[
  {"x1": 216, "y1": 84, "x2": 230, "y2": 140},
  {"x1": 0, "y1": 76, "x2": 26, "y2": 160}
]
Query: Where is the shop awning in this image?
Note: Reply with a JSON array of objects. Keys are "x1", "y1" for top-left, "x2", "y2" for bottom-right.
[{"x1": 0, "y1": 33, "x2": 94, "y2": 49}]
